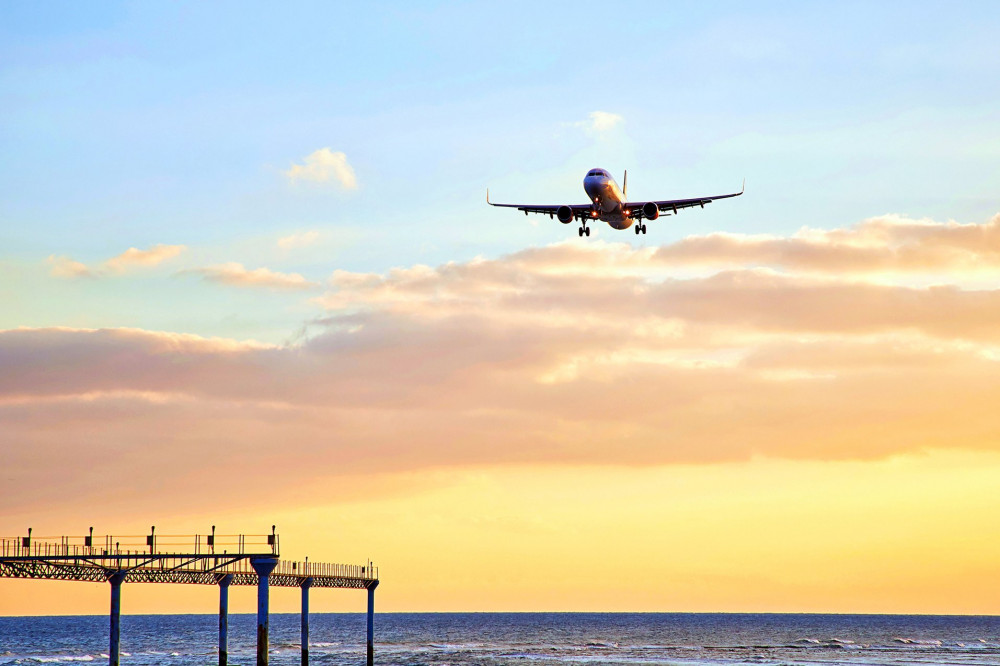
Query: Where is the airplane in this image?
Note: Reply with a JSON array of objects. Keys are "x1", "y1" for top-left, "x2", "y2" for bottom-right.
[{"x1": 487, "y1": 168, "x2": 743, "y2": 236}]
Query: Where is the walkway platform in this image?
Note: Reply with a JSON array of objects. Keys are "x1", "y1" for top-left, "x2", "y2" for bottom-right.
[{"x1": 0, "y1": 528, "x2": 379, "y2": 666}]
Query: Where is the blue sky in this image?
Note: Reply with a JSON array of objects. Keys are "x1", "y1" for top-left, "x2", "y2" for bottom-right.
[
  {"x1": 3, "y1": 0, "x2": 1000, "y2": 342},
  {"x1": 8, "y1": 3, "x2": 1000, "y2": 616}
]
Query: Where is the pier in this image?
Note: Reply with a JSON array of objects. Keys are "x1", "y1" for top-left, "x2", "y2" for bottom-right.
[{"x1": 0, "y1": 527, "x2": 379, "y2": 666}]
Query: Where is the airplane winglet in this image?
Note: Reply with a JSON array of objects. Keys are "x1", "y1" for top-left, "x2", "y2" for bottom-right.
[
  {"x1": 741, "y1": 178, "x2": 745, "y2": 194},
  {"x1": 486, "y1": 188, "x2": 491, "y2": 205}
]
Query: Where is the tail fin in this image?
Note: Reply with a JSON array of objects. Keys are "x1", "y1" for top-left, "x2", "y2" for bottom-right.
[{"x1": 623, "y1": 170, "x2": 628, "y2": 199}]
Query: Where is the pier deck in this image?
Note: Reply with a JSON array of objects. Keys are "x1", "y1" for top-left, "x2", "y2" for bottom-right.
[{"x1": 0, "y1": 528, "x2": 379, "y2": 666}]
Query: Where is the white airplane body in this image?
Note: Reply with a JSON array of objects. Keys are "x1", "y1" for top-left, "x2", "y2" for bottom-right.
[{"x1": 488, "y1": 168, "x2": 743, "y2": 236}]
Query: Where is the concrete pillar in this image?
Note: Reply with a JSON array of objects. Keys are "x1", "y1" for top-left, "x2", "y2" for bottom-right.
[
  {"x1": 300, "y1": 577, "x2": 312, "y2": 666},
  {"x1": 108, "y1": 571, "x2": 126, "y2": 666},
  {"x1": 366, "y1": 582, "x2": 378, "y2": 666},
  {"x1": 251, "y1": 557, "x2": 278, "y2": 666},
  {"x1": 218, "y1": 574, "x2": 234, "y2": 666}
]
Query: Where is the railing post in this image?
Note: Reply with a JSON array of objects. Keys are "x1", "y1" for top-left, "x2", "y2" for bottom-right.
[
  {"x1": 108, "y1": 571, "x2": 127, "y2": 666},
  {"x1": 366, "y1": 582, "x2": 378, "y2": 666},
  {"x1": 218, "y1": 574, "x2": 234, "y2": 666},
  {"x1": 300, "y1": 577, "x2": 312, "y2": 666},
  {"x1": 251, "y1": 557, "x2": 279, "y2": 666}
]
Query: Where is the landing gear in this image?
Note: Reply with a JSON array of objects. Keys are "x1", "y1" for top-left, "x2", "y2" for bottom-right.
[
  {"x1": 634, "y1": 224, "x2": 647, "y2": 235},
  {"x1": 578, "y1": 225, "x2": 591, "y2": 237}
]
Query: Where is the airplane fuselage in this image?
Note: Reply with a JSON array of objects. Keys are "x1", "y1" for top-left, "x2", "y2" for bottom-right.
[{"x1": 583, "y1": 169, "x2": 633, "y2": 229}]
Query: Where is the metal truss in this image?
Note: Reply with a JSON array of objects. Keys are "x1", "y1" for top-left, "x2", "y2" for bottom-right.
[{"x1": 0, "y1": 554, "x2": 377, "y2": 590}]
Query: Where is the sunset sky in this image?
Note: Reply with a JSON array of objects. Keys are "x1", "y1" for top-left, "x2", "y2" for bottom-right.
[{"x1": 3, "y1": 1, "x2": 1000, "y2": 616}]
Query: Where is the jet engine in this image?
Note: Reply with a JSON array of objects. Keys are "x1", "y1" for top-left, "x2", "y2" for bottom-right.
[
  {"x1": 556, "y1": 205, "x2": 574, "y2": 224},
  {"x1": 642, "y1": 202, "x2": 659, "y2": 220}
]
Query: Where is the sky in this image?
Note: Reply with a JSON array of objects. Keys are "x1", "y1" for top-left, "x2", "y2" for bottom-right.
[{"x1": 2, "y1": 0, "x2": 1000, "y2": 615}]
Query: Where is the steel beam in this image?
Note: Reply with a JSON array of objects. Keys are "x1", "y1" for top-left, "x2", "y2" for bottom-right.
[
  {"x1": 218, "y1": 574, "x2": 233, "y2": 666},
  {"x1": 366, "y1": 582, "x2": 378, "y2": 666},
  {"x1": 108, "y1": 571, "x2": 127, "y2": 666},
  {"x1": 300, "y1": 577, "x2": 312, "y2": 666},
  {"x1": 251, "y1": 557, "x2": 278, "y2": 666}
]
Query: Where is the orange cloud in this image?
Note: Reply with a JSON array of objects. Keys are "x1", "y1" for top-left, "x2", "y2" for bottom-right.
[
  {"x1": 8, "y1": 214, "x2": 1000, "y2": 518},
  {"x1": 45, "y1": 244, "x2": 186, "y2": 279},
  {"x1": 182, "y1": 262, "x2": 319, "y2": 290},
  {"x1": 437, "y1": 214, "x2": 1000, "y2": 279},
  {"x1": 104, "y1": 244, "x2": 186, "y2": 273},
  {"x1": 46, "y1": 255, "x2": 95, "y2": 279},
  {"x1": 653, "y1": 214, "x2": 1000, "y2": 274}
]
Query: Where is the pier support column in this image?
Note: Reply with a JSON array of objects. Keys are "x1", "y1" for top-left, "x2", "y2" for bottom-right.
[
  {"x1": 108, "y1": 571, "x2": 126, "y2": 666},
  {"x1": 251, "y1": 557, "x2": 278, "y2": 666},
  {"x1": 366, "y1": 582, "x2": 378, "y2": 666},
  {"x1": 218, "y1": 574, "x2": 234, "y2": 666},
  {"x1": 300, "y1": 577, "x2": 312, "y2": 666}
]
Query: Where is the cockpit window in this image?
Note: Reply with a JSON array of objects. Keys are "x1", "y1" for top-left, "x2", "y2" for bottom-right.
[{"x1": 588, "y1": 170, "x2": 603, "y2": 177}]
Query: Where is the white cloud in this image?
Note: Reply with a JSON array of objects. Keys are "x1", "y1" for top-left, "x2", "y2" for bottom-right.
[
  {"x1": 183, "y1": 262, "x2": 319, "y2": 290},
  {"x1": 577, "y1": 111, "x2": 624, "y2": 136},
  {"x1": 46, "y1": 255, "x2": 95, "y2": 279},
  {"x1": 285, "y1": 148, "x2": 358, "y2": 189},
  {"x1": 46, "y1": 245, "x2": 186, "y2": 279},
  {"x1": 104, "y1": 244, "x2": 186, "y2": 273},
  {"x1": 278, "y1": 230, "x2": 321, "y2": 250}
]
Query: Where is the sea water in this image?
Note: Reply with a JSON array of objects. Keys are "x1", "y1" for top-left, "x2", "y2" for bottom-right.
[{"x1": 2, "y1": 613, "x2": 999, "y2": 666}]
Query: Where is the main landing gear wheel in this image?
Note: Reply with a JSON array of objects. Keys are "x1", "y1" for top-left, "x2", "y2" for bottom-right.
[{"x1": 579, "y1": 226, "x2": 590, "y2": 237}]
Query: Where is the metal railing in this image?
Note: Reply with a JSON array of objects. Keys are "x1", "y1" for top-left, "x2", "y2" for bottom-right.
[
  {"x1": 0, "y1": 530, "x2": 377, "y2": 583},
  {"x1": 1, "y1": 532, "x2": 278, "y2": 557},
  {"x1": 273, "y1": 558, "x2": 377, "y2": 581}
]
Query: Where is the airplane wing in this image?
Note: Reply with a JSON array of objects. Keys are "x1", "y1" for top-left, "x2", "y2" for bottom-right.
[
  {"x1": 627, "y1": 181, "x2": 745, "y2": 219},
  {"x1": 486, "y1": 191, "x2": 592, "y2": 221}
]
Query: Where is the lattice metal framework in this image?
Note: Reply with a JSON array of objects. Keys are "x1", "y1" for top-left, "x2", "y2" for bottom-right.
[{"x1": 0, "y1": 533, "x2": 378, "y2": 590}]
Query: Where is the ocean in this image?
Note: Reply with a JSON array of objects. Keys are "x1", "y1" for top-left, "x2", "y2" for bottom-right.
[{"x1": 1, "y1": 613, "x2": 998, "y2": 666}]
